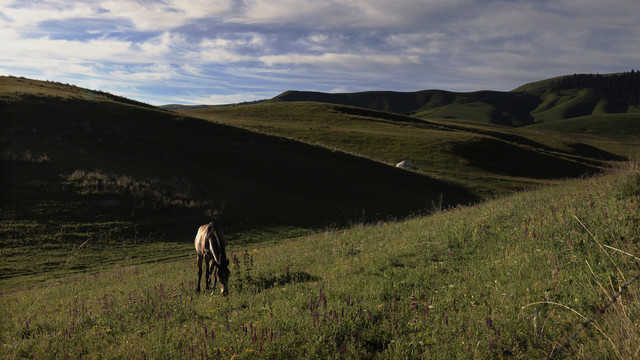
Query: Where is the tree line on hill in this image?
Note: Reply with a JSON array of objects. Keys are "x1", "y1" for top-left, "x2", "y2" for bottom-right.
[{"x1": 554, "y1": 70, "x2": 640, "y2": 107}]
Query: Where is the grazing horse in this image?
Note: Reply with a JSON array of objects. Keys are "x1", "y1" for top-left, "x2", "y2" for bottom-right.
[{"x1": 195, "y1": 222, "x2": 230, "y2": 295}]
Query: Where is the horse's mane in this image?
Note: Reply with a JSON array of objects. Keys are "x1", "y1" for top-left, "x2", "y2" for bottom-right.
[{"x1": 207, "y1": 222, "x2": 228, "y2": 267}]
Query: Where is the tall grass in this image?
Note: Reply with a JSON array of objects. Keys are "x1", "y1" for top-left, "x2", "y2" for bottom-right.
[
  {"x1": 1, "y1": 150, "x2": 49, "y2": 163},
  {"x1": 1, "y1": 163, "x2": 639, "y2": 359},
  {"x1": 65, "y1": 170, "x2": 212, "y2": 211}
]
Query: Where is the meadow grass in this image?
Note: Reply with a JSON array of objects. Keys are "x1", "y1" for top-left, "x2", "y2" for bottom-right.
[
  {"x1": 2, "y1": 162, "x2": 638, "y2": 359},
  {"x1": 181, "y1": 102, "x2": 632, "y2": 198},
  {"x1": 525, "y1": 113, "x2": 640, "y2": 139}
]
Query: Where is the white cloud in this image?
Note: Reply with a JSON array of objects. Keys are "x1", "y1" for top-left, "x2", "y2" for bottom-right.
[
  {"x1": 195, "y1": 38, "x2": 250, "y2": 63},
  {"x1": 172, "y1": 92, "x2": 274, "y2": 105},
  {"x1": 1, "y1": 0, "x2": 639, "y2": 104},
  {"x1": 1, "y1": 1, "x2": 96, "y2": 29},
  {"x1": 261, "y1": 52, "x2": 420, "y2": 69}
]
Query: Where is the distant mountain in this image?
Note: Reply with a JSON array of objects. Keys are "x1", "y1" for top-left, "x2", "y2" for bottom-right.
[
  {"x1": 160, "y1": 104, "x2": 212, "y2": 110},
  {"x1": 270, "y1": 89, "x2": 540, "y2": 126},
  {"x1": 269, "y1": 71, "x2": 640, "y2": 129}
]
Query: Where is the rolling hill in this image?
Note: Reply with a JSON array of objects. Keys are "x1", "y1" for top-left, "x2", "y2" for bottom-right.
[
  {"x1": 269, "y1": 71, "x2": 640, "y2": 133},
  {"x1": 270, "y1": 89, "x2": 541, "y2": 127},
  {"x1": 179, "y1": 101, "x2": 635, "y2": 198},
  {"x1": 0, "y1": 76, "x2": 475, "y2": 287}
]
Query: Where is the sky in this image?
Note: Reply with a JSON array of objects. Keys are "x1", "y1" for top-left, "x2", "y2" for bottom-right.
[{"x1": 1, "y1": 0, "x2": 639, "y2": 105}]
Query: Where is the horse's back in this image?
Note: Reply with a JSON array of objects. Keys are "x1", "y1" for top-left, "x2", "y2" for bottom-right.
[{"x1": 194, "y1": 223, "x2": 211, "y2": 255}]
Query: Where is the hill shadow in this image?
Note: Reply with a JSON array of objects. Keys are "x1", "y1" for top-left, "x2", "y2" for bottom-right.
[
  {"x1": 451, "y1": 138, "x2": 601, "y2": 179},
  {"x1": 568, "y1": 143, "x2": 627, "y2": 161},
  {"x1": 2, "y1": 95, "x2": 479, "y2": 249}
]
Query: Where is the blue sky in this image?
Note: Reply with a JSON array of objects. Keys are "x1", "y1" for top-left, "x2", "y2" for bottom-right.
[{"x1": 1, "y1": 0, "x2": 639, "y2": 105}]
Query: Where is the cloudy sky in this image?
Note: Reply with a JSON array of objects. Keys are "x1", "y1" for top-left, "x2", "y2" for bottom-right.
[{"x1": 1, "y1": 0, "x2": 639, "y2": 105}]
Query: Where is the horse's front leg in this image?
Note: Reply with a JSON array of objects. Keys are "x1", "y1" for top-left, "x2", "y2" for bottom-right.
[
  {"x1": 205, "y1": 258, "x2": 211, "y2": 290},
  {"x1": 196, "y1": 254, "x2": 203, "y2": 293}
]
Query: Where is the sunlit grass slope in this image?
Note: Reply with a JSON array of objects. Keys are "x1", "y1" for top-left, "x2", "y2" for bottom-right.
[
  {"x1": 2, "y1": 163, "x2": 639, "y2": 359},
  {"x1": 525, "y1": 113, "x2": 640, "y2": 138},
  {"x1": 0, "y1": 75, "x2": 152, "y2": 108},
  {"x1": 181, "y1": 101, "x2": 632, "y2": 197}
]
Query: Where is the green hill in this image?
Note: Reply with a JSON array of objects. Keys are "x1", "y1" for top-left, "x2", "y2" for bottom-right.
[
  {"x1": 270, "y1": 71, "x2": 640, "y2": 133},
  {"x1": 180, "y1": 101, "x2": 633, "y2": 196},
  {"x1": 271, "y1": 89, "x2": 541, "y2": 127},
  {"x1": 0, "y1": 75, "x2": 153, "y2": 108}
]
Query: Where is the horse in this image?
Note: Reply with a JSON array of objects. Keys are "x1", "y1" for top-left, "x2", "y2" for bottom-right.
[{"x1": 194, "y1": 222, "x2": 230, "y2": 295}]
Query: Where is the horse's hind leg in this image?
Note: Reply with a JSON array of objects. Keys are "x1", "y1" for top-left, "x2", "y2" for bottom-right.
[{"x1": 196, "y1": 253, "x2": 203, "y2": 292}]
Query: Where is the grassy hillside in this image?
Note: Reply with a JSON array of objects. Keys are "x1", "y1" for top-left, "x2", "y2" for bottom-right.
[
  {"x1": 272, "y1": 89, "x2": 540, "y2": 127},
  {"x1": 270, "y1": 71, "x2": 640, "y2": 133},
  {"x1": 0, "y1": 76, "x2": 153, "y2": 108},
  {"x1": 180, "y1": 101, "x2": 634, "y2": 198},
  {"x1": 0, "y1": 76, "x2": 476, "y2": 289},
  {"x1": 3, "y1": 74, "x2": 640, "y2": 358},
  {"x1": 2, "y1": 162, "x2": 638, "y2": 358},
  {"x1": 525, "y1": 113, "x2": 640, "y2": 136}
]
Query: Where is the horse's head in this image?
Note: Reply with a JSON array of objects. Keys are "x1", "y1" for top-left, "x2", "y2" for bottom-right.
[{"x1": 216, "y1": 258, "x2": 230, "y2": 296}]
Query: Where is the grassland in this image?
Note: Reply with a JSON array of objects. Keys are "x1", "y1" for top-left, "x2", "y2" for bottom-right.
[
  {"x1": 180, "y1": 101, "x2": 637, "y2": 197},
  {"x1": 525, "y1": 113, "x2": 640, "y2": 137},
  {"x1": 2, "y1": 162, "x2": 639, "y2": 359},
  {"x1": 1, "y1": 77, "x2": 475, "y2": 289},
  {"x1": 2, "y1": 74, "x2": 640, "y2": 358},
  {"x1": 3, "y1": 74, "x2": 638, "y2": 290}
]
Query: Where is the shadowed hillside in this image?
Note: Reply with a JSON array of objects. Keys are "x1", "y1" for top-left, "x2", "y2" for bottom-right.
[
  {"x1": 1, "y1": 76, "x2": 478, "y2": 286},
  {"x1": 271, "y1": 89, "x2": 541, "y2": 126},
  {"x1": 1, "y1": 79, "x2": 480, "y2": 233}
]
